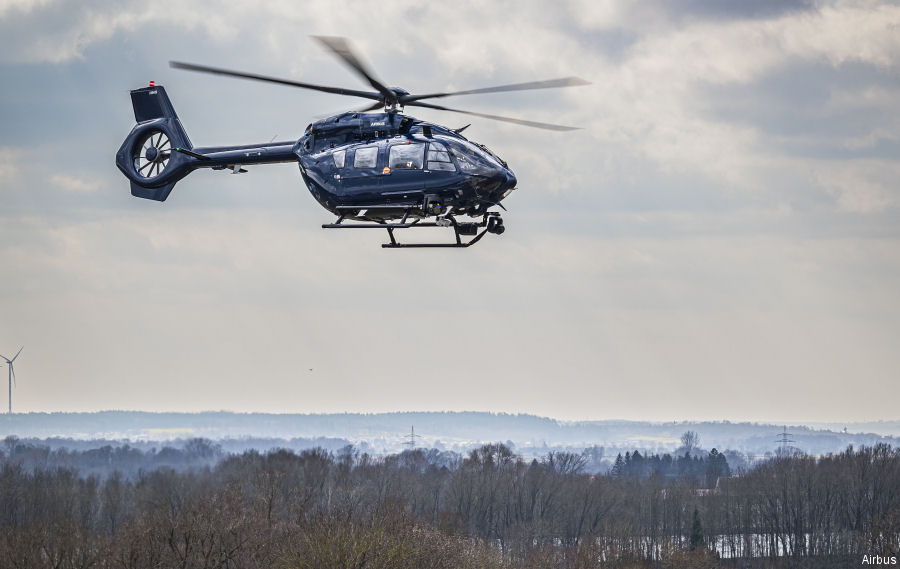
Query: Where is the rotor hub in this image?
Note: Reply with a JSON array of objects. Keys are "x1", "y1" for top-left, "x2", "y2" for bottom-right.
[{"x1": 145, "y1": 146, "x2": 159, "y2": 162}]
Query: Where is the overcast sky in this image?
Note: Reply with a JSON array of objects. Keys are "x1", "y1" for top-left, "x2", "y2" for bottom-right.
[{"x1": 0, "y1": 0, "x2": 898, "y2": 423}]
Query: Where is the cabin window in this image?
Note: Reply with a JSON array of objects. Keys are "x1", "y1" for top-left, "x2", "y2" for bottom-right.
[
  {"x1": 389, "y1": 143, "x2": 425, "y2": 170},
  {"x1": 353, "y1": 146, "x2": 378, "y2": 169},
  {"x1": 427, "y1": 141, "x2": 455, "y2": 172},
  {"x1": 333, "y1": 149, "x2": 345, "y2": 168}
]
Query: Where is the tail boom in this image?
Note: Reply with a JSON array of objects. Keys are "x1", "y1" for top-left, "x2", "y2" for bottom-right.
[{"x1": 116, "y1": 83, "x2": 298, "y2": 201}]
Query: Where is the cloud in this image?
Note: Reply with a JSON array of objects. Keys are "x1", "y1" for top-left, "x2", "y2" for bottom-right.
[
  {"x1": 815, "y1": 160, "x2": 899, "y2": 213},
  {"x1": 3, "y1": 1, "x2": 896, "y2": 206},
  {"x1": 565, "y1": 2, "x2": 900, "y2": 209},
  {"x1": 659, "y1": 0, "x2": 819, "y2": 22},
  {"x1": 50, "y1": 173, "x2": 100, "y2": 193},
  {"x1": 0, "y1": 1, "x2": 241, "y2": 64},
  {"x1": 0, "y1": 146, "x2": 18, "y2": 185},
  {"x1": 0, "y1": 0, "x2": 53, "y2": 17}
]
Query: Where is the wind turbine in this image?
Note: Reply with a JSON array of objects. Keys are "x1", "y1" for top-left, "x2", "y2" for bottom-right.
[{"x1": 1, "y1": 347, "x2": 22, "y2": 414}]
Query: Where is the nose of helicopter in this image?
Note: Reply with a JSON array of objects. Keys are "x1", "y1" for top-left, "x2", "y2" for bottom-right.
[
  {"x1": 494, "y1": 168, "x2": 517, "y2": 195},
  {"x1": 504, "y1": 169, "x2": 517, "y2": 190}
]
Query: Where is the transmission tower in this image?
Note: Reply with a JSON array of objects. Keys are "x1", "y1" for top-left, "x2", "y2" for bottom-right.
[
  {"x1": 776, "y1": 426, "x2": 796, "y2": 456},
  {"x1": 404, "y1": 426, "x2": 422, "y2": 450}
]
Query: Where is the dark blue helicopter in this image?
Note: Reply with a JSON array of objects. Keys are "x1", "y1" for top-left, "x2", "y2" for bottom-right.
[{"x1": 115, "y1": 37, "x2": 589, "y2": 247}]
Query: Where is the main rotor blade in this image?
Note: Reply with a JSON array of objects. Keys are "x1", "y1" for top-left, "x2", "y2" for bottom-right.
[
  {"x1": 406, "y1": 101, "x2": 580, "y2": 131},
  {"x1": 313, "y1": 101, "x2": 385, "y2": 120},
  {"x1": 10, "y1": 365, "x2": 14, "y2": 387},
  {"x1": 402, "y1": 77, "x2": 591, "y2": 104},
  {"x1": 10, "y1": 346, "x2": 22, "y2": 363},
  {"x1": 356, "y1": 101, "x2": 385, "y2": 113},
  {"x1": 169, "y1": 61, "x2": 383, "y2": 102},
  {"x1": 312, "y1": 36, "x2": 396, "y2": 104}
]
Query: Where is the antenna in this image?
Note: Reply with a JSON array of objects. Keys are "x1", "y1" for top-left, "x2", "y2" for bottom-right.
[
  {"x1": 404, "y1": 425, "x2": 422, "y2": 450},
  {"x1": 0, "y1": 347, "x2": 23, "y2": 414}
]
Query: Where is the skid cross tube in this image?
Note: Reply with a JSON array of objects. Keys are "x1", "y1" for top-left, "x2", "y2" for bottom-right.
[{"x1": 321, "y1": 210, "x2": 501, "y2": 248}]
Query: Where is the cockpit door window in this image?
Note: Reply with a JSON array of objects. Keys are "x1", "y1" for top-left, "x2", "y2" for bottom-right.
[
  {"x1": 353, "y1": 146, "x2": 378, "y2": 169},
  {"x1": 388, "y1": 143, "x2": 425, "y2": 170}
]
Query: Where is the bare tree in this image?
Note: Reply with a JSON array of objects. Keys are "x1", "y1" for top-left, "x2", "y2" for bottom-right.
[{"x1": 680, "y1": 431, "x2": 701, "y2": 455}]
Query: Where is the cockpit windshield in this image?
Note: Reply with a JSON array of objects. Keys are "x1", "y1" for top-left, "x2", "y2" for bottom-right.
[
  {"x1": 446, "y1": 138, "x2": 503, "y2": 174},
  {"x1": 476, "y1": 143, "x2": 506, "y2": 167}
]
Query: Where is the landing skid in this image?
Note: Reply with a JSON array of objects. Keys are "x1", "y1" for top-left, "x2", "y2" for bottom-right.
[{"x1": 322, "y1": 207, "x2": 504, "y2": 248}]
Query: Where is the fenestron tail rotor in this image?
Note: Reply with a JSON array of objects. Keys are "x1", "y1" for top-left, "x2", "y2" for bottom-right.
[
  {"x1": 170, "y1": 37, "x2": 589, "y2": 131},
  {"x1": 133, "y1": 130, "x2": 172, "y2": 179}
]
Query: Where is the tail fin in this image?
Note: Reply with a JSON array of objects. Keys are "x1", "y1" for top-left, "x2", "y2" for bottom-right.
[
  {"x1": 130, "y1": 84, "x2": 191, "y2": 144},
  {"x1": 115, "y1": 84, "x2": 193, "y2": 201}
]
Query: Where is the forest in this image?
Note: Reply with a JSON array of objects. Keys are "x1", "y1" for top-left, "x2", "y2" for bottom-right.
[{"x1": 0, "y1": 437, "x2": 898, "y2": 568}]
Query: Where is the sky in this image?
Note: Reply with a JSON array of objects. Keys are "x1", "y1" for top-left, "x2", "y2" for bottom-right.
[{"x1": 0, "y1": 0, "x2": 899, "y2": 423}]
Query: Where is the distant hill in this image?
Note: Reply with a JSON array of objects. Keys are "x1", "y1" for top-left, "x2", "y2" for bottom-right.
[{"x1": 2, "y1": 411, "x2": 897, "y2": 457}]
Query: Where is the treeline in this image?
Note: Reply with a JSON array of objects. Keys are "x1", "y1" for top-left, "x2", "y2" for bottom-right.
[
  {"x1": 610, "y1": 448, "x2": 731, "y2": 485},
  {"x1": 0, "y1": 435, "x2": 356, "y2": 479},
  {"x1": 1, "y1": 436, "x2": 226, "y2": 479},
  {"x1": 0, "y1": 443, "x2": 898, "y2": 568},
  {"x1": 2, "y1": 435, "x2": 752, "y2": 478}
]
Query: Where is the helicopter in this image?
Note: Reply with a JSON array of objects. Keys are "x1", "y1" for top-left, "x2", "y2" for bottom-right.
[{"x1": 115, "y1": 37, "x2": 589, "y2": 248}]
